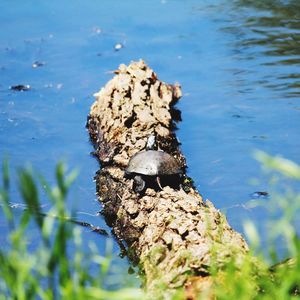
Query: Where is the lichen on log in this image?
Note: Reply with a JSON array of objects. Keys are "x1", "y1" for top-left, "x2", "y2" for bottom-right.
[{"x1": 87, "y1": 60, "x2": 249, "y2": 298}]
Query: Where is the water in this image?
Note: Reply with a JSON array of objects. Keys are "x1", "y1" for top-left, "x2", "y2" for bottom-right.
[{"x1": 0, "y1": 0, "x2": 299, "y2": 277}]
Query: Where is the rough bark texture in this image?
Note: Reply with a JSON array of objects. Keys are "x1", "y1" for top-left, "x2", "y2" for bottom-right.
[{"x1": 87, "y1": 60, "x2": 249, "y2": 298}]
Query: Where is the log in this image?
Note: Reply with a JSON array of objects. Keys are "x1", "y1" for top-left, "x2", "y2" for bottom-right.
[{"x1": 87, "y1": 60, "x2": 249, "y2": 298}]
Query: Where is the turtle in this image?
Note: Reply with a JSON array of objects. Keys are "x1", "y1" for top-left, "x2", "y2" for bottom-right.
[{"x1": 125, "y1": 149, "x2": 182, "y2": 193}]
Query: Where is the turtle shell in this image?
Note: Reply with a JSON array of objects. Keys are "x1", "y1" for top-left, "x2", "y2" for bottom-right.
[{"x1": 126, "y1": 150, "x2": 182, "y2": 176}]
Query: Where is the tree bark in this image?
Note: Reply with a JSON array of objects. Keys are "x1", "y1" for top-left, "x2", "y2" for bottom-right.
[{"x1": 87, "y1": 60, "x2": 249, "y2": 298}]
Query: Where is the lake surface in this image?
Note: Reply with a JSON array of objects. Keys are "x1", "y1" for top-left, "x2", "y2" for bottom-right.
[{"x1": 0, "y1": 0, "x2": 299, "y2": 280}]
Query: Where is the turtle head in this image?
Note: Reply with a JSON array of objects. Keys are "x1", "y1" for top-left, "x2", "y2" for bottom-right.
[
  {"x1": 146, "y1": 134, "x2": 156, "y2": 150},
  {"x1": 133, "y1": 175, "x2": 146, "y2": 193}
]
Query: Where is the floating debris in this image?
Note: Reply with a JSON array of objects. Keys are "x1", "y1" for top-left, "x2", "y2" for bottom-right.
[
  {"x1": 250, "y1": 191, "x2": 269, "y2": 199},
  {"x1": 252, "y1": 135, "x2": 268, "y2": 140},
  {"x1": 92, "y1": 26, "x2": 102, "y2": 34},
  {"x1": 232, "y1": 114, "x2": 242, "y2": 118},
  {"x1": 10, "y1": 84, "x2": 31, "y2": 91},
  {"x1": 114, "y1": 43, "x2": 124, "y2": 51},
  {"x1": 32, "y1": 61, "x2": 45, "y2": 68},
  {"x1": 44, "y1": 83, "x2": 53, "y2": 88}
]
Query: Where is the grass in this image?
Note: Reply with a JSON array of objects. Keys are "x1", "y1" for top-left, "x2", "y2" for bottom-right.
[
  {"x1": 0, "y1": 153, "x2": 300, "y2": 299},
  {"x1": 0, "y1": 161, "x2": 142, "y2": 300},
  {"x1": 207, "y1": 152, "x2": 300, "y2": 300}
]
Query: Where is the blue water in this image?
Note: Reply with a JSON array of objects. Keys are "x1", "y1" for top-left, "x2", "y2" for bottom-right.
[{"x1": 0, "y1": 0, "x2": 299, "y2": 275}]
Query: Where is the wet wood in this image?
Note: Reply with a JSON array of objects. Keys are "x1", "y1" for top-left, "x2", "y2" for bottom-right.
[{"x1": 87, "y1": 60, "x2": 249, "y2": 298}]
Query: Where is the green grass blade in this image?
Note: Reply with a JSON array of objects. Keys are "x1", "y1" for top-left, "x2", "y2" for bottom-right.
[
  {"x1": 0, "y1": 160, "x2": 14, "y2": 228},
  {"x1": 18, "y1": 168, "x2": 43, "y2": 229},
  {"x1": 255, "y1": 151, "x2": 300, "y2": 179}
]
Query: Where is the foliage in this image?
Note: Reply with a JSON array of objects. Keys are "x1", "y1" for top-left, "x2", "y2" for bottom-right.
[
  {"x1": 205, "y1": 152, "x2": 300, "y2": 300},
  {"x1": 1, "y1": 153, "x2": 300, "y2": 299},
  {"x1": 0, "y1": 161, "x2": 143, "y2": 300}
]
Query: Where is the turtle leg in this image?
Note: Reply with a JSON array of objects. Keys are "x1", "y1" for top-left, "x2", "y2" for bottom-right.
[
  {"x1": 133, "y1": 175, "x2": 146, "y2": 193},
  {"x1": 156, "y1": 176, "x2": 163, "y2": 190}
]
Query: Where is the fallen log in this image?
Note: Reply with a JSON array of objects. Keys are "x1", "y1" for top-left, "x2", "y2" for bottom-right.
[{"x1": 87, "y1": 60, "x2": 249, "y2": 298}]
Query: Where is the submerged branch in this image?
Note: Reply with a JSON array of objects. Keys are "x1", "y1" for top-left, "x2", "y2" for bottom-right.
[{"x1": 1, "y1": 202, "x2": 108, "y2": 236}]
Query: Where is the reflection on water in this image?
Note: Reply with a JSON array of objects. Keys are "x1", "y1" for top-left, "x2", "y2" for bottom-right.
[{"x1": 225, "y1": 0, "x2": 300, "y2": 97}]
